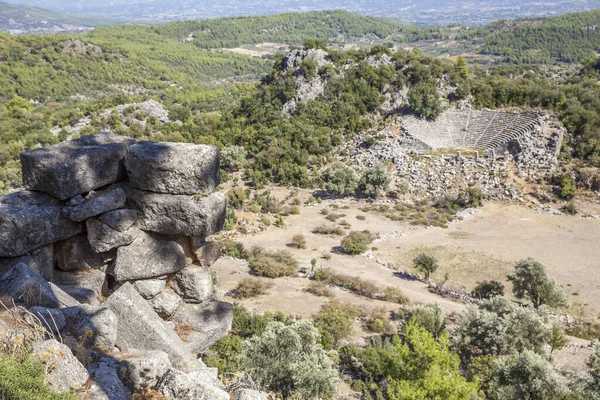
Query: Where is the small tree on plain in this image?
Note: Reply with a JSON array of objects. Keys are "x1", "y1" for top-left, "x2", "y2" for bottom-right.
[
  {"x1": 323, "y1": 163, "x2": 359, "y2": 197},
  {"x1": 359, "y1": 165, "x2": 390, "y2": 197},
  {"x1": 413, "y1": 252, "x2": 439, "y2": 280},
  {"x1": 507, "y1": 258, "x2": 569, "y2": 309}
]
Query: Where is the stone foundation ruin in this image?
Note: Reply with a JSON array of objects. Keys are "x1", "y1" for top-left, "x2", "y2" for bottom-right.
[{"x1": 0, "y1": 133, "x2": 238, "y2": 399}]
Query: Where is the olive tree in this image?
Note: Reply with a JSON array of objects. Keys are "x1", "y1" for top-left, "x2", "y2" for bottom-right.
[
  {"x1": 221, "y1": 145, "x2": 248, "y2": 171},
  {"x1": 242, "y1": 320, "x2": 339, "y2": 399},
  {"x1": 413, "y1": 252, "x2": 439, "y2": 280},
  {"x1": 359, "y1": 165, "x2": 390, "y2": 197},
  {"x1": 323, "y1": 163, "x2": 359, "y2": 197},
  {"x1": 507, "y1": 258, "x2": 569, "y2": 309}
]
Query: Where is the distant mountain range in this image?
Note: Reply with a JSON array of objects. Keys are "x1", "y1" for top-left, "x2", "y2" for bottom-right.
[
  {"x1": 3, "y1": 0, "x2": 600, "y2": 25},
  {"x1": 0, "y1": 1, "x2": 120, "y2": 33}
]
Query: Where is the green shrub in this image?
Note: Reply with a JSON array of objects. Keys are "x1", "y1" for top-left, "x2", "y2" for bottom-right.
[
  {"x1": 312, "y1": 224, "x2": 345, "y2": 236},
  {"x1": 399, "y1": 303, "x2": 445, "y2": 338},
  {"x1": 219, "y1": 240, "x2": 248, "y2": 259},
  {"x1": 221, "y1": 145, "x2": 248, "y2": 171},
  {"x1": 260, "y1": 214, "x2": 271, "y2": 226},
  {"x1": 472, "y1": 280, "x2": 505, "y2": 299},
  {"x1": 381, "y1": 287, "x2": 409, "y2": 304},
  {"x1": 314, "y1": 303, "x2": 356, "y2": 348},
  {"x1": 274, "y1": 215, "x2": 285, "y2": 228},
  {"x1": 323, "y1": 163, "x2": 359, "y2": 197},
  {"x1": 413, "y1": 252, "x2": 439, "y2": 280},
  {"x1": 306, "y1": 281, "x2": 334, "y2": 298},
  {"x1": 0, "y1": 354, "x2": 78, "y2": 400},
  {"x1": 363, "y1": 310, "x2": 394, "y2": 334},
  {"x1": 356, "y1": 215, "x2": 366, "y2": 221},
  {"x1": 359, "y1": 165, "x2": 390, "y2": 197},
  {"x1": 325, "y1": 212, "x2": 345, "y2": 222},
  {"x1": 227, "y1": 187, "x2": 249, "y2": 210},
  {"x1": 313, "y1": 268, "x2": 378, "y2": 298},
  {"x1": 224, "y1": 206, "x2": 238, "y2": 231},
  {"x1": 341, "y1": 230, "x2": 372, "y2": 255},
  {"x1": 248, "y1": 247, "x2": 298, "y2": 278},
  {"x1": 559, "y1": 173, "x2": 576, "y2": 199},
  {"x1": 232, "y1": 278, "x2": 274, "y2": 299}
]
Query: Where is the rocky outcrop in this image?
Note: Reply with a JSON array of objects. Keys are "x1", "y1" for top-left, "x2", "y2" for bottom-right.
[{"x1": 0, "y1": 133, "x2": 232, "y2": 399}]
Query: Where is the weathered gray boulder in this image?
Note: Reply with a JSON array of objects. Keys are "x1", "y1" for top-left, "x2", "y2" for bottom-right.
[
  {"x1": 173, "y1": 235, "x2": 197, "y2": 265},
  {"x1": 53, "y1": 268, "x2": 108, "y2": 298},
  {"x1": 149, "y1": 288, "x2": 183, "y2": 319},
  {"x1": 48, "y1": 283, "x2": 81, "y2": 308},
  {"x1": 173, "y1": 265, "x2": 214, "y2": 303},
  {"x1": 191, "y1": 240, "x2": 220, "y2": 267},
  {"x1": 103, "y1": 283, "x2": 196, "y2": 368},
  {"x1": 236, "y1": 389, "x2": 269, "y2": 400},
  {"x1": 54, "y1": 233, "x2": 107, "y2": 272},
  {"x1": 31, "y1": 339, "x2": 89, "y2": 391},
  {"x1": 98, "y1": 209, "x2": 137, "y2": 232},
  {"x1": 157, "y1": 368, "x2": 229, "y2": 400},
  {"x1": 0, "y1": 244, "x2": 54, "y2": 280},
  {"x1": 28, "y1": 307, "x2": 66, "y2": 334},
  {"x1": 125, "y1": 141, "x2": 220, "y2": 195},
  {"x1": 0, "y1": 191, "x2": 82, "y2": 257},
  {"x1": 125, "y1": 187, "x2": 227, "y2": 237},
  {"x1": 20, "y1": 133, "x2": 134, "y2": 200},
  {"x1": 61, "y1": 305, "x2": 118, "y2": 348},
  {"x1": 0, "y1": 263, "x2": 59, "y2": 308},
  {"x1": 172, "y1": 301, "x2": 233, "y2": 353},
  {"x1": 88, "y1": 358, "x2": 132, "y2": 400},
  {"x1": 133, "y1": 279, "x2": 166, "y2": 300},
  {"x1": 86, "y1": 217, "x2": 140, "y2": 253},
  {"x1": 110, "y1": 232, "x2": 187, "y2": 281},
  {"x1": 63, "y1": 188, "x2": 126, "y2": 222},
  {"x1": 56, "y1": 285, "x2": 99, "y2": 306},
  {"x1": 118, "y1": 350, "x2": 171, "y2": 392}
]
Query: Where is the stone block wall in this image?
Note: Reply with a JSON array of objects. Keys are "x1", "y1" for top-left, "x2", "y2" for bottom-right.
[{"x1": 0, "y1": 132, "x2": 233, "y2": 398}]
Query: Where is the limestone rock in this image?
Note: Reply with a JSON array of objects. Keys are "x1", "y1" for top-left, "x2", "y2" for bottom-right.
[
  {"x1": 110, "y1": 232, "x2": 186, "y2": 281},
  {"x1": 103, "y1": 282, "x2": 196, "y2": 368},
  {"x1": 118, "y1": 350, "x2": 171, "y2": 392},
  {"x1": 20, "y1": 133, "x2": 134, "y2": 200},
  {"x1": 86, "y1": 217, "x2": 140, "y2": 253},
  {"x1": 0, "y1": 244, "x2": 53, "y2": 280},
  {"x1": 57, "y1": 285, "x2": 99, "y2": 306},
  {"x1": 133, "y1": 279, "x2": 166, "y2": 300},
  {"x1": 63, "y1": 188, "x2": 126, "y2": 222},
  {"x1": 53, "y1": 268, "x2": 108, "y2": 298},
  {"x1": 98, "y1": 209, "x2": 137, "y2": 232},
  {"x1": 190, "y1": 240, "x2": 220, "y2": 267},
  {"x1": 172, "y1": 301, "x2": 233, "y2": 353},
  {"x1": 173, "y1": 264, "x2": 214, "y2": 303},
  {"x1": 149, "y1": 288, "x2": 182, "y2": 319},
  {"x1": 48, "y1": 283, "x2": 82, "y2": 308},
  {"x1": 173, "y1": 235, "x2": 196, "y2": 265},
  {"x1": 125, "y1": 141, "x2": 220, "y2": 195},
  {"x1": 31, "y1": 339, "x2": 89, "y2": 391},
  {"x1": 123, "y1": 185, "x2": 227, "y2": 237},
  {"x1": 0, "y1": 263, "x2": 59, "y2": 308},
  {"x1": 236, "y1": 389, "x2": 269, "y2": 400},
  {"x1": 157, "y1": 368, "x2": 229, "y2": 400},
  {"x1": 61, "y1": 305, "x2": 118, "y2": 348},
  {"x1": 88, "y1": 358, "x2": 132, "y2": 400},
  {"x1": 54, "y1": 233, "x2": 107, "y2": 272},
  {"x1": 0, "y1": 191, "x2": 82, "y2": 257},
  {"x1": 28, "y1": 307, "x2": 66, "y2": 334}
]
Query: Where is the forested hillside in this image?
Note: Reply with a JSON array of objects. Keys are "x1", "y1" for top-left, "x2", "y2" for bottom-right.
[
  {"x1": 0, "y1": 1, "x2": 118, "y2": 29},
  {"x1": 477, "y1": 9, "x2": 600, "y2": 63}
]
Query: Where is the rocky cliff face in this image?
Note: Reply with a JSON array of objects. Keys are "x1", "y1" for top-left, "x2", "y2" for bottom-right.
[{"x1": 0, "y1": 133, "x2": 243, "y2": 399}]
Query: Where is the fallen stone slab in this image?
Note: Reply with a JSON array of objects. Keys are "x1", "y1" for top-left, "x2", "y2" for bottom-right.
[
  {"x1": 54, "y1": 233, "x2": 107, "y2": 272},
  {"x1": 53, "y1": 268, "x2": 108, "y2": 298},
  {"x1": 109, "y1": 231, "x2": 186, "y2": 281},
  {"x1": 0, "y1": 263, "x2": 59, "y2": 308},
  {"x1": 86, "y1": 217, "x2": 140, "y2": 253},
  {"x1": 190, "y1": 240, "x2": 220, "y2": 267},
  {"x1": 173, "y1": 264, "x2": 214, "y2": 304},
  {"x1": 125, "y1": 141, "x2": 220, "y2": 195},
  {"x1": 20, "y1": 133, "x2": 134, "y2": 200},
  {"x1": 118, "y1": 350, "x2": 171, "y2": 392},
  {"x1": 172, "y1": 301, "x2": 233, "y2": 354},
  {"x1": 32, "y1": 339, "x2": 89, "y2": 392},
  {"x1": 48, "y1": 283, "x2": 81, "y2": 308},
  {"x1": 133, "y1": 279, "x2": 166, "y2": 300},
  {"x1": 123, "y1": 185, "x2": 227, "y2": 237},
  {"x1": 0, "y1": 191, "x2": 82, "y2": 257},
  {"x1": 61, "y1": 304, "x2": 118, "y2": 348},
  {"x1": 98, "y1": 209, "x2": 137, "y2": 232},
  {"x1": 0, "y1": 244, "x2": 53, "y2": 280},
  {"x1": 88, "y1": 358, "x2": 132, "y2": 400},
  {"x1": 157, "y1": 368, "x2": 229, "y2": 400},
  {"x1": 149, "y1": 288, "x2": 183, "y2": 319},
  {"x1": 103, "y1": 282, "x2": 197, "y2": 369},
  {"x1": 63, "y1": 188, "x2": 126, "y2": 222}
]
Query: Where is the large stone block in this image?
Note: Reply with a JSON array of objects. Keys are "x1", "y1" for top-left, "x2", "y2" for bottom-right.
[
  {"x1": 172, "y1": 301, "x2": 233, "y2": 354},
  {"x1": 0, "y1": 263, "x2": 59, "y2": 308},
  {"x1": 123, "y1": 184, "x2": 227, "y2": 237},
  {"x1": 125, "y1": 141, "x2": 220, "y2": 195},
  {"x1": 190, "y1": 240, "x2": 220, "y2": 267},
  {"x1": 63, "y1": 188, "x2": 126, "y2": 222},
  {"x1": 86, "y1": 217, "x2": 140, "y2": 253},
  {"x1": 88, "y1": 358, "x2": 132, "y2": 400},
  {"x1": 98, "y1": 209, "x2": 137, "y2": 232},
  {"x1": 61, "y1": 304, "x2": 118, "y2": 348},
  {"x1": 109, "y1": 232, "x2": 187, "y2": 281},
  {"x1": 53, "y1": 268, "x2": 108, "y2": 298},
  {"x1": 173, "y1": 264, "x2": 214, "y2": 304},
  {"x1": 157, "y1": 368, "x2": 229, "y2": 400},
  {"x1": 103, "y1": 282, "x2": 197, "y2": 369},
  {"x1": 54, "y1": 233, "x2": 107, "y2": 272},
  {"x1": 118, "y1": 350, "x2": 171, "y2": 392},
  {"x1": 20, "y1": 133, "x2": 134, "y2": 200},
  {"x1": 0, "y1": 244, "x2": 53, "y2": 280},
  {"x1": 31, "y1": 339, "x2": 89, "y2": 392},
  {"x1": 0, "y1": 191, "x2": 82, "y2": 257}
]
